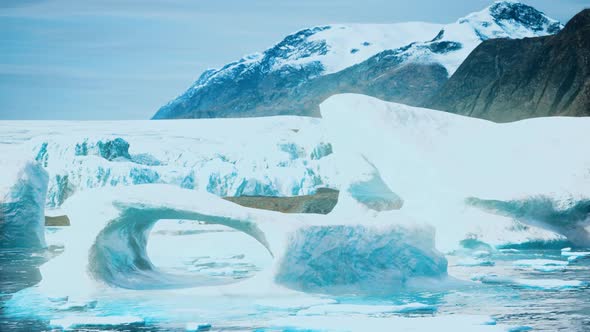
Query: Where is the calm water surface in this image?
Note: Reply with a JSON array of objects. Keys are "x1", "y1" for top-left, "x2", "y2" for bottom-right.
[{"x1": 1, "y1": 227, "x2": 589, "y2": 331}]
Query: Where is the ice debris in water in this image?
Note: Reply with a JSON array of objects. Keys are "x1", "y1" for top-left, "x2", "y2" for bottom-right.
[
  {"x1": 50, "y1": 315, "x2": 144, "y2": 329},
  {"x1": 560, "y1": 247, "x2": 590, "y2": 262},
  {"x1": 297, "y1": 302, "x2": 437, "y2": 316},
  {"x1": 186, "y1": 322, "x2": 213, "y2": 331},
  {"x1": 472, "y1": 275, "x2": 588, "y2": 290},
  {"x1": 512, "y1": 259, "x2": 568, "y2": 272},
  {"x1": 455, "y1": 258, "x2": 495, "y2": 267}
]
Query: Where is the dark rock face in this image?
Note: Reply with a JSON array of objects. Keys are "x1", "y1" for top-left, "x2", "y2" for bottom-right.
[
  {"x1": 428, "y1": 9, "x2": 590, "y2": 122},
  {"x1": 153, "y1": 50, "x2": 448, "y2": 119},
  {"x1": 488, "y1": 1, "x2": 562, "y2": 35},
  {"x1": 321, "y1": 56, "x2": 449, "y2": 111}
]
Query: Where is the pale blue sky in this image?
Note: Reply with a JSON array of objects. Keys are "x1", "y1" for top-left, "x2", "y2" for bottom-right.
[{"x1": 0, "y1": 0, "x2": 587, "y2": 120}]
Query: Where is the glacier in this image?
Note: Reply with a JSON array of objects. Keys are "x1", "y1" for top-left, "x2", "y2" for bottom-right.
[
  {"x1": 1, "y1": 93, "x2": 589, "y2": 253},
  {"x1": 0, "y1": 118, "x2": 335, "y2": 210}
]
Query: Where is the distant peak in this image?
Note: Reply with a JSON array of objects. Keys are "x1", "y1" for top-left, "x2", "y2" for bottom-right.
[{"x1": 488, "y1": 0, "x2": 561, "y2": 31}]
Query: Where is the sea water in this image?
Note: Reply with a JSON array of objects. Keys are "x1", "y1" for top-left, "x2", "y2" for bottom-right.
[{"x1": 1, "y1": 224, "x2": 589, "y2": 331}]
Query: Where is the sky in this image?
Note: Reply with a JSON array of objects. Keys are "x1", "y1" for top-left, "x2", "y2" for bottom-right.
[{"x1": 0, "y1": 0, "x2": 587, "y2": 120}]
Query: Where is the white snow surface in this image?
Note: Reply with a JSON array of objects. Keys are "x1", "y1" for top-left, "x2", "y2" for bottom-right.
[
  {"x1": 320, "y1": 94, "x2": 590, "y2": 250},
  {"x1": 274, "y1": 22, "x2": 443, "y2": 75}
]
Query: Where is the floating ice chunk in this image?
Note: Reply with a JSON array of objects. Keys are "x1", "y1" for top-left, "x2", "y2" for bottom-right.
[
  {"x1": 473, "y1": 275, "x2": 587, "y2": 290},
  {"x1": 512, "y1": 259, "x2": 568, "y2": 269},
  {"x1": 472, "y1": 250, "x2": 491, "y2": 258},
  {"x1": 56, "y1": 299, "x2": 98, "y2": 312},
  {"x1": 186, "y1": 322, "x2": 212, "y2": 331},
  {"x1": 48, "y1": 296, "x2": 68, "y2": 303},
  {"x1": 50, "y1": 315, "x2": 144, "y2": 329},
  {"x1": 455, "y1": 258, "x2": 495, "y2": 267},
  {"x1": 297, "y1": 302, "x2": 437, "y2": 316},
  {"x1": 508, "y1": 326, "x2": 533, "y2": 332},
  {"x1": 561, "y1": 251, "x2": 590, "y2": 258},
  {"x1": 566, "y1": 254, "x2": 590, "y2": 263}
]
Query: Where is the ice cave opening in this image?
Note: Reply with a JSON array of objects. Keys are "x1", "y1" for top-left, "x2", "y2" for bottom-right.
[{"x1": 147, "y1": 219, "x2": 273, "y2": 282}]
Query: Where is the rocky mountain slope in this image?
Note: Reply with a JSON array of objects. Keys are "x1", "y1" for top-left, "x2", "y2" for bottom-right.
[
  {"x1": 428, "y1": 8, "x2": 590, "y2": 122},
  {"x1": 153, "y1": 1, "x2": 561, "y2": 119}
]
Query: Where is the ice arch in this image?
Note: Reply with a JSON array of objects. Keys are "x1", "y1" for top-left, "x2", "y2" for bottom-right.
[
  {"x1": 38, "y1": 185, "x2": 300, "y2": 297},
  {"x1": 89, "y1": 204, "x2": 274, "y2": 289},
  {"x1": 36, "y1": 184, "x2": 446, "y2": 300}
]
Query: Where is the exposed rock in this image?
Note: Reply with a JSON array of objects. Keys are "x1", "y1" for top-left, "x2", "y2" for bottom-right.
[
  {"x1": 45, "y1": 215, "x2": 71, "y2": 227},
  {"x1": 428, "y1": 9, "x2": 590, "y2": 122},
  {"x1": 223, "y1": 188, "x2": 339, "y2": 214}
]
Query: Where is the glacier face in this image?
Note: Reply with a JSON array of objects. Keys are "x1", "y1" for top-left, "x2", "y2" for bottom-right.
[
  {"x1": 0, "y1": 118, "x2": 335, "y2": 210},
  {"x1": 153, "y1": 1, "x2": 561, "y2": 119}
]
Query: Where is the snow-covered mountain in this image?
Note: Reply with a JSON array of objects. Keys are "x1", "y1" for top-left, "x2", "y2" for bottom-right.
[
  {"x1": 428, "y1": 8, "x2": 590, "y2": 122},
  {"x1": 153, "y1": 1, "x2": 561, "y2": 119}
]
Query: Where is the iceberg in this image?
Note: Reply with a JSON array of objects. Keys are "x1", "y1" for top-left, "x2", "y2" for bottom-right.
[
  {"x1": 33, "y1": 184, "x2": 447, "y2": 301},
  {"x1": 320, "y1": 94, "x2": 590, "y2": 250},
  {"x1": 0, "y1": 157, "x2": 48, "y2": 249}
]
